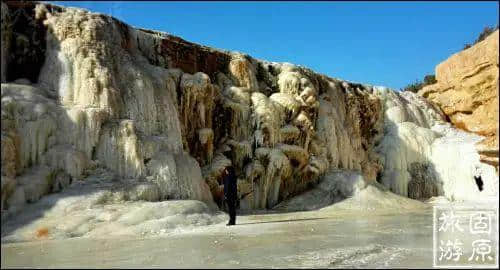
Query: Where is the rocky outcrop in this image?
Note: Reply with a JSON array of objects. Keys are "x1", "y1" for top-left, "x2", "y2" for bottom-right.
[
  {"x1": 1, "y1": 2, "x2": 10, "y2": 82},
  {"x1": 1, "y1": 1, "x2": 498, "y2": 221},
  {"x1": 419, "y1": 30, "x2": 499, "y2": 171}
]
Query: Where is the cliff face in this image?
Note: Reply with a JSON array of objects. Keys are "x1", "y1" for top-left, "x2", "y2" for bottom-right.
[
  {"x1": 419, "y1": 30, "x2": 499, "y2": 170},
  {"x1": 1, "y1": 2, "x2": 498, "y2": 220}
]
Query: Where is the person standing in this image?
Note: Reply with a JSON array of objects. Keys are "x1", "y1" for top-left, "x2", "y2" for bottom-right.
[{"x1": 223, "y1": 166, "x2": 237, "y2": 226}]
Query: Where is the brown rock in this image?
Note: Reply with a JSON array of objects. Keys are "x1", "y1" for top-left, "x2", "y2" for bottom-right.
[{"x1": 419, "y1": 30, "x2": 499, "y2": 169}]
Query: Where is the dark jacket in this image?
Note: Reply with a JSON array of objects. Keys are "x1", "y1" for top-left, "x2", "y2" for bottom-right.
[{"x1": 223, "y1": 167, "x2": 237, "y2": 202}]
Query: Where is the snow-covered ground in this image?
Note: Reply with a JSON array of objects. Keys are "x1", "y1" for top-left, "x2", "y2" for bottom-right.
[
  {"x1": 2, "y1": 209, "x2": 434, "y2": 268},
  {"x1": 3, "y1": 178, "x2": 497, "y2": 268}
]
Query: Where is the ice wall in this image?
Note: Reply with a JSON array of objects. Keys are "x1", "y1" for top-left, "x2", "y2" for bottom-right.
[
  {"x1": 1, "y1": 2, "x2": 497, "y2": 219},
  {"x1": 374, "y1": 87, "x2": 498, "y2": 201}
]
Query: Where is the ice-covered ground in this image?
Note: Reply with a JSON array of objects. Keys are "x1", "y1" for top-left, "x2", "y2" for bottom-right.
[
  {"x1": 2, "y1": 209, "x2": 434, "y2": 268},
  {"x1": 0, "y1": 169, "x2": 420, "y2": 244},
  {"x1": 4, "y1": 175, "x2": 497, "y2": 268}
]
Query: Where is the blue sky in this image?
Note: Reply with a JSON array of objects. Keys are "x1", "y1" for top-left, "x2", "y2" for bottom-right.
[{"x1": 48, "y1": 1, "x2": 498, "y2": 90}]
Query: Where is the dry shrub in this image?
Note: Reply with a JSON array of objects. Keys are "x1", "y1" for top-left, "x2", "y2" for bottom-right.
[{"x1": 35, "y1": 227, "x2": 49, "y2": 238}]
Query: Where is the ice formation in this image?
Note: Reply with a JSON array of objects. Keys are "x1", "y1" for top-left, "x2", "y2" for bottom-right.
[{"x1": 0, "y1": 1, "x2": 498, "y2": 229}]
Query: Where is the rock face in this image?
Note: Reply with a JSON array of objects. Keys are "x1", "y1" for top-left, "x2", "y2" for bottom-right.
[
  {"x1": 1, "y1": 2, "x2": 498, "y2": 221},
  {"x1": 419, "y1": 30, "x2": 499, "y2": 171},
  {"x1": 1, "y1": 2, "x2": 10, "y2": 83}
]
